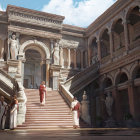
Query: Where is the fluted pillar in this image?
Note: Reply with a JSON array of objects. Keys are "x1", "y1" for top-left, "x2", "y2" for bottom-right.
[{"x1": 67, "y1": 48, "x2": 71, "y2": 69}]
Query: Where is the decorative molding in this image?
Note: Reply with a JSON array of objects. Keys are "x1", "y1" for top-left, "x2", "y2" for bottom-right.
[
  {"x1": 8, "y1": 25, "x2": 62, "y2": 39},
  {"x1": 19, "y1": 40, "x2": 50, "y2": 59},
  {"x1": 8, "y1": 10, "x2": 63, "y2": 30},
  {"x1": 59, "y1": 39, "x2": 79, "y2": 49}
]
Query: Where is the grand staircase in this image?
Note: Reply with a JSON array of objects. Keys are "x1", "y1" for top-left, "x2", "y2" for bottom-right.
[{"x1": 17, "y1": 89, "x2": 87, "y2": 129}]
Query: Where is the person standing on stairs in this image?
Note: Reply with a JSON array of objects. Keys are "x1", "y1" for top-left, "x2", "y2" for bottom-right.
[
  {"x1": 0, "y1": 96, "x2": 8, "y2": 130},
  {"x1": 71, "y1": 96, "x2": 80, "y2": 129},
  {"x1": 10, "y1": 95, "x2": 18, "y2": 130},
  {"x1": 39, "y1": 81, "x2": 47, "y2": 106}
]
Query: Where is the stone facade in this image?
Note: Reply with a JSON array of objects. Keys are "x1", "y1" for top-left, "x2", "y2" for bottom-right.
[{"x1": 0, "y1": 0, "x2": 140, "y2": 127}]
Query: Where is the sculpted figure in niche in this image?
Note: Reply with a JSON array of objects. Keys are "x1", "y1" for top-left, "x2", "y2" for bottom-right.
[
  {"x1": 53, "y1": 41, "x2": 60, "y2": 65},
  {"x1": 105, "y1": 92, "x2": 114, "y2": 117},
  {"x1": 0, "y1": 39, "x2": 4, "y2": 59},
  {"x1": 8, "y1": 33, "x2": 19, "y2": 60}
]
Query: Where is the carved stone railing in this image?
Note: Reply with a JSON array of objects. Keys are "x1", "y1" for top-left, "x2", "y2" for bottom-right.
[
  {"x1": 59, "y1": 62, "x2": 100, "y2": 106},
  {"x1": 0, "y1": 69, "x2": 18, "y2": 99}
]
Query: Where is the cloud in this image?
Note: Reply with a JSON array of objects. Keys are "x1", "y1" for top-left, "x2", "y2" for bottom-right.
[
  {"x1": 42, "y1": 0, "x2": 117, "y2": 27},
  {"x1": 0, "y1": 3, "x2": 4, "y2": 11},
  {"x1": 0, "y1": 4, "x2": 3, "y2": 11}
]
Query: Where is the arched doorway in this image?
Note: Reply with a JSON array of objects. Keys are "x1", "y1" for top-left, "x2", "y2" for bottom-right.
[
  {"x1": 115, "y1": 72, "x2": 129, "y2": 121},
  {"x1": 24, "y1": 49, "x2": 42, "y2": 89},
  {"x1": 19, "y1": 40, "x2": 50, "y2": 88}
]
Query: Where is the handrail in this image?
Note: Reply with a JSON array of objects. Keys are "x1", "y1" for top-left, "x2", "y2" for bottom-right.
[
  {"x1": 64, "y1": 62, "x2": 99, "y2": 90},
  {"x1": 0, "y1": 69, "x2": 19, "y2": 98},
  {"x1": 59, "y1": 62, "x2": 100, "y2": 106}
]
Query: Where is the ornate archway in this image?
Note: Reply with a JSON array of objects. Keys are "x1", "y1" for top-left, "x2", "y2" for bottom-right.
[
  {"x1": 20, "y1": 40, "x2": 51, "y2": 88},
  {"x1": 19, "y1": 40, "x2": 50, "y2": 59}
]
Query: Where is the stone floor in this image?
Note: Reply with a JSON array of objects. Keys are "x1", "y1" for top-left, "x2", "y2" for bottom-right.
[{"x1": 0, "y1": 128, "x2": 140, "y2": 140}]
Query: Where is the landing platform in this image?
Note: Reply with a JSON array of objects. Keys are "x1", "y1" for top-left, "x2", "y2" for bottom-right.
[{"x1": 0, "y1": 128, "x2": 140, "y2": 140}]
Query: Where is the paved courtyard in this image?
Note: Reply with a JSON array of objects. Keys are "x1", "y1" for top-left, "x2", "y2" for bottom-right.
[{"x1": 0, "y1": 128, "x2": 140, "y2": 140}]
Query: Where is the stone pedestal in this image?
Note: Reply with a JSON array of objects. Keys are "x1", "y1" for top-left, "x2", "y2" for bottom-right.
[
  {"x1": 7, "y1": 59, "x2": 27, "y2": 125},
  {"x1": 7, "y1": 60, "x2": 19, "y2": 78},
  {"x1": 50, "y1": 65, "x2": 61, "y2": 90},
  {"x1": 15, "y1": 74, "x2": 27, "y2": 125},
  {"x1": 104, "y1": 117, "x2": 117, "y2": 128}
]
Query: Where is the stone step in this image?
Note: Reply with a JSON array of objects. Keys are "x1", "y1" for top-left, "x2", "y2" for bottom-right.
[
  {"x1": 18, "y1": 90, "x2": 88, "y2": 129},
  {"x1": 17, "y1": 126, "x2": 73, "y2": 129},
  {"x1": 25, "y1": 117, "x2": 72, "y2": 119},
  {"x1": 24, "y1": 118, "x2": 73, "y2": 121}
]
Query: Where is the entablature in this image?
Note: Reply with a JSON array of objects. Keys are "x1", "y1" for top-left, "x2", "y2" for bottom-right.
[{"x1": 7, "y1": 5, "x2": 65, "y2": 31}]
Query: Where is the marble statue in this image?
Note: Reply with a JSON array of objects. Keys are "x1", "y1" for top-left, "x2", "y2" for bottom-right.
[
  {"x1": 91, "y1": 55, "x2": 98, "y2": 65},
  {"x1": 81, "y1": 91, "x2": 91, "y2": 125},
  {"x1": 0, "y1": 39, "x2": 4, "y2": 60},
  {"x1": 105, "y1": 92, "x2": 114, "y2": 117},
  {"x1": 53, "y1": 41, "x2": 60, "y2": 65},
  {"x1": 8, "y1": 33, "x2": 19, "y2": 60}
]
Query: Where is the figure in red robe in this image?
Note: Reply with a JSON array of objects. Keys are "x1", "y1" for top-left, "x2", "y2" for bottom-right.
[{"x1": 39, "y1": 81, "x2": 46, "y2": 105}]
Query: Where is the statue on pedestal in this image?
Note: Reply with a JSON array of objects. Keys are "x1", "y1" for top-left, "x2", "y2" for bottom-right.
[
  {"x1": 53, "y1": 41, "x2": 60, "y2": 65},
  {"x1": 105, "y1": 92, "x2": 114, "y2": 117},
  {"x1": 0, "y1": 39, "x2": 4, "y2": 60},
  {"x1": 81, "y1": 91, "x2": 91, "y2": 125},
  {"x1": 103, "y1": 92, "x2": 116, "y2": 127},
  {"x1": 8, "y1": 33, "x2": 19, "y2": 60}
]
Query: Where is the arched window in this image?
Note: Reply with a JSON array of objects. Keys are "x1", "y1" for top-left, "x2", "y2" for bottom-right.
[
  {"x1": 100, "y1": 29, "x2": 110, "y2": 58},
  {"x1": 112, "y1": 19, "x2": 125, "y2": 51}
]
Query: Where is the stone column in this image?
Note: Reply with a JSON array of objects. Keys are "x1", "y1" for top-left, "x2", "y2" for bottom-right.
[
  {"x1": 123, "y1": 20, "x2": 129, "y2": 53},
  {"x1": 80, "y1": 50, "x2": 83, "y2": 69},
  {"x1": 112, "y1": 87, "x2": 121, "y2": 121},
  {"x1": 46, "y1": 60, "x2": 50, "y2": 87},
  {"x1": 74, "y1": 49, "x2": 77, "y2": 69},
  {"x1": 87, "y1": 39, "x2": 91, "y2": 66},
  {"x1": 128, "y1": 82, "x2": 136, "y2": 119},
  {"x1": 60, "y1": 47, "x2": 64, "y2": 68},
  {"x1": 50, "y1": 39, "x2": 54, "y2": 63},
  {"x1": 67, "y1": 48, "x2": 71, "y2": 69},
  {"x1": 97, "y1": 39, "x2": 101, "y2": 61},
  {"x1": 109, "y1": 30, "x2": 113, "y2": 59},
  {"x1": 85, "y1": 51, "x2": 88, "y2": 68}
]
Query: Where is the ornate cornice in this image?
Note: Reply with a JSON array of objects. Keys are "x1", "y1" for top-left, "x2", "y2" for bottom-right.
[
  {"x1": 59, "y1": 39, "x2": 79, "y2": 49},
  {"x1": 7, "y1": 5, "x2": 65, "y2": 30}
]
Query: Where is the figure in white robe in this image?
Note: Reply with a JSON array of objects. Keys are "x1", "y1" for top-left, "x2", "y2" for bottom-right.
[
  {"x1": 10, "y1": 96, "x2": 18, "y2": 129},
  {"x1": 0, "y1": 96, "x2": 8, "y2": 130},
  {"x1": 71, "y1": 97, "x2": 80, "y2": 129}
]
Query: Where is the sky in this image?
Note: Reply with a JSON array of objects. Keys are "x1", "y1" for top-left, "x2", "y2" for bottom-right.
[{"x1": 0, "y1": 0, "x2": 117, "y2": 27}]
